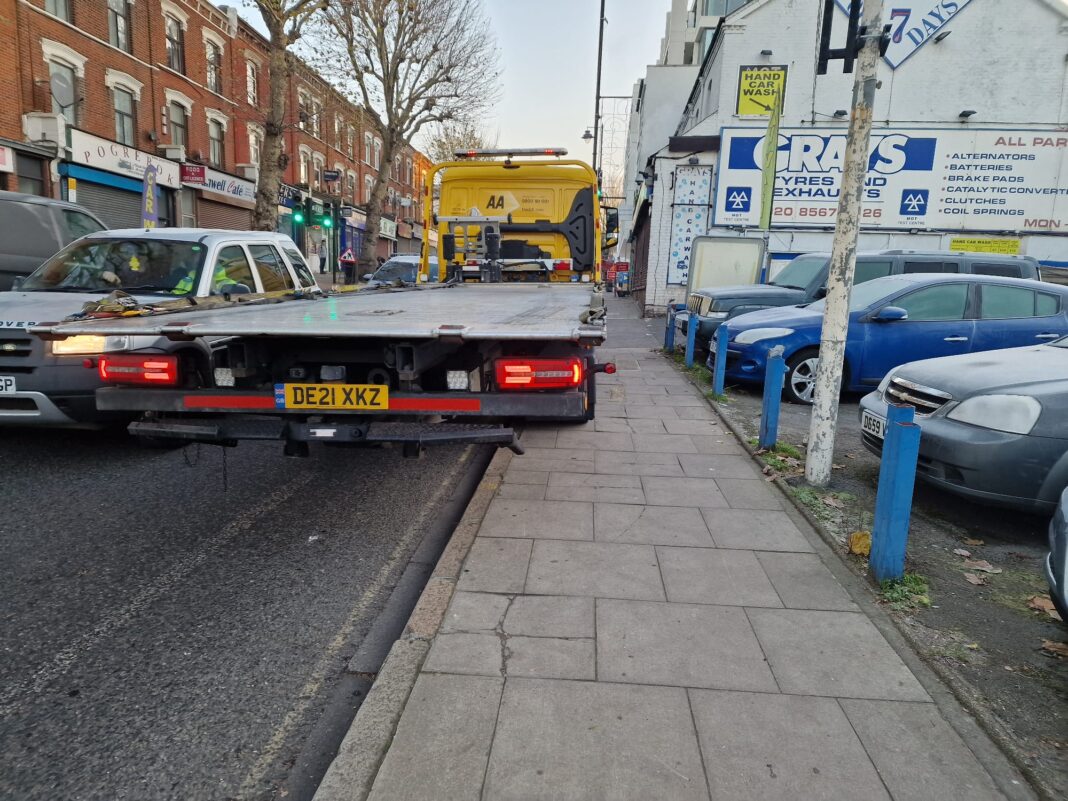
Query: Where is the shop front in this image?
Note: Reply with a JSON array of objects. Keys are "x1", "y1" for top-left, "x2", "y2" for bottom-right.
[
  {"x1": 277, "y1": 182, "x2": 301, "y2": 238},
  {"x1": 0, "y1": 138, "x2": 55, "y2": 197},
  {"x1": 378, "y1": 216, "x2": 397, "y2": 260},
  {"x1": 340, "y1": 206, "x2": 366, "y2": 280},
  {"x1": 61, "y1": 130, "x2": 179, "y2": 227},
  {"x1": 182, "y1": 165, "x2": 256, "y2": 230},
  {"x1": 396, "y1": 221, "x2": 416, "y2": 254}
]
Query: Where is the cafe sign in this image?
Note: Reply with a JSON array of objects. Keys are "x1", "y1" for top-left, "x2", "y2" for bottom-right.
[
  {"x1": 70, "y1": 129, "x2": 180, "y2": 188},
  {"x1": 198, "y1": 167, "x2": 256, "y2": 202}
]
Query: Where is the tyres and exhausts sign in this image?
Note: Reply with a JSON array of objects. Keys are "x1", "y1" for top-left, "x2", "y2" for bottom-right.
[{"x1": 713, "y1": 127, "x2": 1068, "y2": 234}]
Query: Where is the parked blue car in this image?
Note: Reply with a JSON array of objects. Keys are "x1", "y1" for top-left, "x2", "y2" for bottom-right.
[{"x1": 708, "y1": 274, "x2": 1068, "y2": 404}]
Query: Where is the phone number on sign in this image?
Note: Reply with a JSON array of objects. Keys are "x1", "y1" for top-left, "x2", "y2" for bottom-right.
[{"x1": 772, "y1": 207, "x2": 883, "y2": 219}]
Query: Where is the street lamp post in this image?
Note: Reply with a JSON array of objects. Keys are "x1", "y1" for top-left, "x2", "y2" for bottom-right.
[{"x1": 592, "y1": 0, "x2": 606, "y2": 176}]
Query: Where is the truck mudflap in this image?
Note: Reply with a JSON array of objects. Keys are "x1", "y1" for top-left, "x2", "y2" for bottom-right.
[{"x1": 129, "y1": 417, "x2": 525, "y2": 456}]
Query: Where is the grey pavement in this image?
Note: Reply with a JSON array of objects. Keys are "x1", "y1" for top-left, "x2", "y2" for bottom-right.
[{"x1": 344, "y1": 296, "x2": 1019, "y2": 801}]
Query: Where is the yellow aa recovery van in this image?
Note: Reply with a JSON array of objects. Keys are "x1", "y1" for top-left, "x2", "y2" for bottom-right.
[{"x1": 421, "y1": 148, "x2": 602, "y2": 283}]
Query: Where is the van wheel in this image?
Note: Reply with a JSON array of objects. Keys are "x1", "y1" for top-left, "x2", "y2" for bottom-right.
[{"x1": 784, "y1": 349, "x2": 820, "y2": 405}]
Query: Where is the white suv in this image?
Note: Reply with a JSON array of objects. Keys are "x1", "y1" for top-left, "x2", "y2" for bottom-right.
[{"x1": 0, "y1": 228, "x2": 319, "y2": 427}]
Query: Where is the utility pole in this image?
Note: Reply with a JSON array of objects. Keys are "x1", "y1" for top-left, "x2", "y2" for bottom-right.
[
  {"x1": 805, "y1": 0, "x2": 885, "y2": 487},
  {"x1": 592, "y1": 0, "x2": 606, "y2": 176}
]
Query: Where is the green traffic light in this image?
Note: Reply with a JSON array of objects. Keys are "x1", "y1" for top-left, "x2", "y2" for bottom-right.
[
  {"x1": 321, "y1": 216, "x2": 333, "y2": 228},
  {"x1": 293, "y1": 210, "x2": 305, "y2": 224}
]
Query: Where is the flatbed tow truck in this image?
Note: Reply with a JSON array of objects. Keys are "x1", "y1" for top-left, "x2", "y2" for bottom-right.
[{"x1": 32, "y1": 150, "x2": 611, "y2": 456}]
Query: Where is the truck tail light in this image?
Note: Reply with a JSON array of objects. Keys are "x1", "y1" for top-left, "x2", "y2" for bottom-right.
[
  {"x1": 553, "y1": 260, "x2": 572, "y2": 271},
  {"x1": 495, "y1": 358, "x2": 584, "y2": 390},
  {"x1": 98, "y1": 354, "x2": 179, "y2": 386}
]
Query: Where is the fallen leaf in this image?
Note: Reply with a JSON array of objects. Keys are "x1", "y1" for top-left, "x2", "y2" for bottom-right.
[
  {"x1": 844, "y1": 453, "x2": 856, "y2": 459},
  {"x1": 964, "y1": 573, "x2": 986, "y2": 586},
  {"x1": 965, "y1": 643, "x2": 980, "y2": 650},
  {"x1": 847, "y1": 531, "x2": 871, "y2": 556},
  {"x1": 761, "y1": 464, "x2": 774, "y2": 475},
  {"x1": 963, "y1": 537, "x2": 985, "y2": 546},
  {"x1": 963, "y1": 559, "x2": 1002, "y2": 574},
  {"x1": 953, "y1": 548, "x2": 972, "y2": 558},
  {"x1": 783, "y1": 457, "x2": 802, "y2": 468},
  {"x1": 832, "y1": 463, "x2": 844, "y2": 470},
  {"x1": 822, "y1": 496, "x2": 845, "y2": 509},
  {"x1": 1041, "y1": 640, "x2": 1068, "y2": 659},
  {"x1": 1027, "y1": 595, "x2": 1064, "y2": 621}
]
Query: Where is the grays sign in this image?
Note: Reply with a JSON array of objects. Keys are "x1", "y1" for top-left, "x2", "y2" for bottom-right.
[{"x1": 713, "y1": 127, "x2": 1068, "y2": 234}]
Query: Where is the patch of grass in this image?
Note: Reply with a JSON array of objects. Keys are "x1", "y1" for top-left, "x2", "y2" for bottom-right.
[
  {"x1": 772, "y1": 442, "x2": 803, "y2": 460},
  {"x1": 708, "y1": 391, "x2": 729, "y2": 403},
  {"x1": 881, "y1": 573, "x2": 932, "y2": 611}
]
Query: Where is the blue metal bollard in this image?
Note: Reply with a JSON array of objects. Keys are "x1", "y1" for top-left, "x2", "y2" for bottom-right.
[
  {"x1": 712, "y1": 325, "x2": 728, "y2": 397},
  {"x1": 684, "y1": 313, "x2": 698, "y2": 368},
  {"x1": 665, "y1": 302, "x2": 676, "y2": 351},
  {"x1": 758, "y1": 346, "x2": 786, "y2": 450},
  {"x1": 870, "y1": 407, "x2": 922, "y2": 583}
]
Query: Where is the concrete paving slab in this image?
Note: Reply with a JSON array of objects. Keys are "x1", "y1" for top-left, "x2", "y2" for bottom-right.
[
  {"x1": 631, "y1": 433, "x2": 700, "y2": 453},
  {"x1": 593, "y1": 450, "x2": 684, "y2": 477},
  {"x1": 594, "y1": 504, "x2": 715, "y2": 547},
  {"x1": 623, "y1": 405, "x2": 681, "y2": 419},
  {"x1": 642, "y1": 476, "x2": 729, "y2": 508},
  {"x1": 597, "y1": 599, "x2": 778, "y2": 692},
  {"x1": 510, "y1": 457, "x2": 595, "y2": 474},
  {"x1": 657, "y1": 547, "x2": 783, "y2": 607},
  {"x1": 545, "y1": 472, "x2": 645, "y2": 504},
  {"x1": 367, "y1": 674, "x2": 503, "y2": 801},
  {"x1": 691, "y1": 434, "x2": 746, "y2": 455},
  {"x1": 506, "y1": 637, "x2": 596, "y2": 680},
  {"x1": 716, "y1": 478, "x2": 785, "y2": 510},
  {"x1": 701, "y1": 509, "x2": 815, "y2": 552},
  {"x1": 497, "y1": 483, "x2": 547, "y2": 500},
  {"x1": 840, "y1": 699, "x2": 1007, "y2": 801},
  {"x1": 441, "y1": 591, "x2": 511, "y2": 633},
  {"x1": 678, "y1": 454, "x2": 763, "y2": 479},
  {"x1": 479, "y1": 498, "x2": 594, "y2": 540},
  {"x1": 503, "y1": 469, "x2": 549, "y2": 485},
  {"x1": 593, "y1": 402, "x2": 626, "y2": 418},
  {"x1": 748, "y1": 609, "x2": 931, "y2": 701},
  {"x1": 618, "y1": 384, "x2": 668, "y2": 395},
  {"x1": 482, "y1": 678, "x2": 709, "y2": 801},
  {"x1": 662, "y1": 419, "x2": 723, "y2": 435},
  {"x1": 756, "y1": 552, "x2": 859, "y2": 611},
  {"x1": 675, "y1": 406, "x2": 718, "y2": 420},
  {"x1": 423, "y1": 632, "x2": 503, "y2": 676},
  {"x1": 520, "y1": 430, "x2": 558, "y2": 448},
  {"x1": 504, "y1": 595, "x2": 595, "y2": 638},
  {"x1": 457, "y1": 537, "x2": 533, "y2": 593},
  {"x1": 652, "y1": 395, "x2": 710, "y2": 407},
  {"x1": 526, "y1": 541, "x2": 665, "y2": 600},
  {"x1": 555, "y1": 430, "x2": 635, "y2": 451},
  {"x1": 593, "y1": 416, "x2": 660, "y2": 434},
  {"x1": 689, "y1": 690, "x2": 891, "y2": 801}
]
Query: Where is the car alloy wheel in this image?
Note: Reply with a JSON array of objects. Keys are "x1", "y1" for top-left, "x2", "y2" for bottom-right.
[{"x1": 785, "y1": 352, "x2": 820, "y2": 405}]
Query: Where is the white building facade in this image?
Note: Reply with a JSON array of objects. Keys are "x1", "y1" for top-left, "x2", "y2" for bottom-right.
[{"x1": 626, "y1": 0, "x2": 1068, "y2": 314}]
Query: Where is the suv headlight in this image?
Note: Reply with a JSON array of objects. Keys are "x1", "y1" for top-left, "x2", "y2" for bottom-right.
[
  {"x1": 702, "y1": 310, "x2": 729, "y2": 320},
  {"x1": 52, "y1": 335, "x2": 132, "y2": 355},
  {"x1": 877, "y1": 368, "x2": 899, "y2": 394},
  {"x1": 733, "y1": 327, "x2": 794, "y2": 345},
  {"x1": 946, "y1": 394, "x2": 1042, "y2": 435}
]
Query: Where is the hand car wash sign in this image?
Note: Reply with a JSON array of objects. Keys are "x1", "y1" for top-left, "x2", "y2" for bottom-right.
[{"x1": 834, "y1": 0, "x2": 975, "y2": 68}]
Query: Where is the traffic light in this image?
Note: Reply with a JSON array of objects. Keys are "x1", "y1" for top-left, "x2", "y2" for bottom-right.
[
  {"x1": 292, "y1": 208, "x2": 305, "y2": 224},
  {"x1": 320, "y1": 214, "x2": 333, "y2": 228}
]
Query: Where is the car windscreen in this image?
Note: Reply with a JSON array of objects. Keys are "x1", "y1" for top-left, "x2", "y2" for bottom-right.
[
  {"x1": 807, "y1": 277, "x2": 917, "y2": 313},
  {"x1": 769, "y1": 256, "x2": 828, "y2": 291},
  {"x1": 21, "y1": 239, "x2": 207, "y2": 294},
  {"x1": 372, "y1": 261, "x2": 417, "y2": 282}
]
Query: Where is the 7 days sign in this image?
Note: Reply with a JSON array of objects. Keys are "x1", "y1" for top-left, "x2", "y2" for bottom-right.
[{"x1": 834, "y1": 0, "x2": 975, "y2": 68}]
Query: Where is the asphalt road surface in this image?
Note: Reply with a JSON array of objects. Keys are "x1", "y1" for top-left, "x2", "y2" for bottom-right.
[{"x1": 0, "y1": 429, "x2": 487, "y2": 801}]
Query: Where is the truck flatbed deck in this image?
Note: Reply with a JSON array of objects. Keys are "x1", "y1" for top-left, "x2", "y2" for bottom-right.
[{"x1": 35, "y1": 283, "x2": 606, "y2": 344}]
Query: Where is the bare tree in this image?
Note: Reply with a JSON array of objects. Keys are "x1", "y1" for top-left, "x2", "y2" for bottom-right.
[
  {"x1": 248, "y1": 0, "x2": 329, "y2": 231},
  {"x1": 321, "y1": 0, "x2": 500, "y2": 268},
  {"x1": 423, "y1": 119, "x2": 499, "y2": 164}
]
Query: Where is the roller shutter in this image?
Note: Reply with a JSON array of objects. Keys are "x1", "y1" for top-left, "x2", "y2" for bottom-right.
[
  {"x1": 75, "y1": 183, "x2": 143, "y2": 229},
  {"x1": 198, "y1": 198, "x2": 252, "y2": 230}
]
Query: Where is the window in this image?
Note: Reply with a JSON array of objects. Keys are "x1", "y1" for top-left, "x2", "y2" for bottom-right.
[
  {"x1": 248, "y1": 128, "x2": 263, "y2": 165},
  {"x1": 310, "y1": 99, "x2": 322, "y2": 138},
  {"x1": 364, "y1": 175, "x2": 373, "y2": 203},
  {"x1": 853, "y1": 259, "x2": 894, "y2": 285},
  {"x1": 15, "y1": 154, "x2": 45, "y2": 196},
  {"x1": 246, "y1": 61, "x2": 259, "y2": 105},
  {"x1": 62, "y1": 210, "x2": 104, "y2": 241},
  {"x1": 393, "y1": 155, "x2": 400, "y2": 180},
  {"x1": 206, "y1": 41, "x2": 223, "y2": 94},
  {"x1": 364, "y1": 133, "x2": 372, "y2": 163},
  {"x1": 347, "y1": 126, "x2": 355, "y2": 159},
  {"x1": 113, "y1": 87, "x2": 136, "y2": 146},
  {"x1": 335, "y1": 115, "x2": 343, "y2": 150},
  {"x1": 298, "y1": 92, "x2": 310, "y2": 130},
  {"x1": 169, "y1": 102, "x2": 187, "y2": 147},
  {"x1": 45, "y1": 0, "x2": 70, "y2": 22},
  {"x1": 373, "y1": 139, "x2": 381, "y2": 170},
  {"x1": 980, "y1": 285, "x2": 1035, "y2": 319},
  {"x1": 313, "y1": 158, "x2": 324, "y2": 190},
  {"x1": 895, "y1": 284, "x2": 969, "y2": 321},
  {"x1": 211, "y1": 245, "x2": 256, "y2": 294},
  {"x1": 48, "y1": 61, "x2": 78, "y2": 126},
  {"x1": 281, "y1": 245, "x2": 317, "y2": 288},
  {"x1": 299, "y1": 151, "x2": 310, "y2": 185},
  {"x1": 406, "y1": 158, "x2": 413, "y2": 184},
  {"x1": 347, "y1": 172, "x2": 356, "y2": 199},
  {"x1": 1037, "y1": 293, "x2": 1060, "y2": 316},
  {"x1": 108, "y1": 0, "x2": 131, "y2": 51},
  {"x1": 902, "y1": 260, "x2": 960, "y2": 274},
  {"x1": 165, "y1": 16, "x2": 185, "y2": 73},
  {"x1": 248, "y1": 244, "x2": 295, "y2": 291},
  {"x1": 208, "y1": 120, "x2": 225, "y2": 168},
  {"x1": 973, "y1": 262, "x2": 1023, "y2": 278}
]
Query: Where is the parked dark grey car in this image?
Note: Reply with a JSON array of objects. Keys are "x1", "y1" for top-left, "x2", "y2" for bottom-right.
[
  {"x1": 684, "y1": 249, "x2": 1043, "y2": 353},
  {"x1": 859, "y1": 341, "x2": 1068, "y2": 513},
  {"x1": 1048, "y1": 489, "x2": 1068, "y2": 622}
]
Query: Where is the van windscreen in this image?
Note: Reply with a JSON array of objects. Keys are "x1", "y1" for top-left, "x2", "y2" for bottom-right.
[{"x1": 770, "y1": 256, "x2": 827, "y2": 290}]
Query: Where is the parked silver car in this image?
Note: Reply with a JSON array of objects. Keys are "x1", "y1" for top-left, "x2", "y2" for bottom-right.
[
  {"x1": 859, "y1": 341, "x2": 1068, "y2": 513},
  {"x1": 1048, "y1": 489, "x2": 1068, "y2": 622},
  {"x1": 0, "y1": 228, "x2": 319, "y2": 427}
]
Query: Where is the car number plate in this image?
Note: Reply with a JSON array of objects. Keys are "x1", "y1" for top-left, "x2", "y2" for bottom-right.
[
  {"x1": 276, "y1": 383, "x2": 389, "y2": 411},
  {"x1": 0, "y1": 376, "x2": 16, "y2": 393},
  {"x1": 861, "y1": 410, "x2": 886, "y2": 440}
]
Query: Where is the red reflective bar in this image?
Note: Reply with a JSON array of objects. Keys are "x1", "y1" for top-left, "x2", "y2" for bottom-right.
[
  {"x1": 183, "y1": 395, "x2": 276, "y2": 410},
  {"x1": 98, "y1": 354, "x2": 179, "y2": 386},
  {"x1": 495, "y1": 358, "x2": 585, "y2": 390}
]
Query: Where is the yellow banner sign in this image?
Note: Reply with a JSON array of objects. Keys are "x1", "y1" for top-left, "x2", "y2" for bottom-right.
[
  {"x1": 737, "y1": 65, "x2": 787, "y2": 117},
  {"x1": 949, "y1": 237, "x2": 1022, "y2": 255}
]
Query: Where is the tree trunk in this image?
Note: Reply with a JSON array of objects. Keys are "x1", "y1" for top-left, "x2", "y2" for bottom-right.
[
  {"x1": 361, "y1": 135, "x2": 397, "y2": 269},
  {"x1": 253, "y1": 32, "x2": 290, "y2": 231}
]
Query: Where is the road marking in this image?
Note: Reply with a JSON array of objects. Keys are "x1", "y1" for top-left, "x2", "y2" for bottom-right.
[
  {"x1": 0, "y1": 474, "x2": 316, "y2": 719},
  {"x1": 234, "y1": 446, "x2": 474, "y2": 800}
]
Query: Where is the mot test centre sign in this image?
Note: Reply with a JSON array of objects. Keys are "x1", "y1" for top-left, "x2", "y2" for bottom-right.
[{"x1": 713, "y1": 128, "x2": 1068, "y2": 234}]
